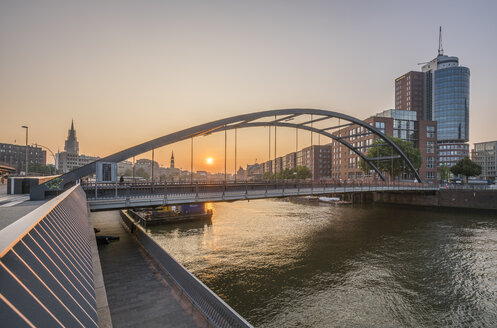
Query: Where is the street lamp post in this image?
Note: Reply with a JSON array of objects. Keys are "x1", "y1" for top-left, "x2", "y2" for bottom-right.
[
  {"x1": 22, "y1": 126, "x2": 28, "y2": 175},
  {"x1": 33, "y1": 143, "x2": 57, "y2": 174}
]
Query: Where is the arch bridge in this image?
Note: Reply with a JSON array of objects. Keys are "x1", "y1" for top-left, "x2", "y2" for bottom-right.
[{"x1": 31, "y1": 108, "x2": 423, "y2": 201}]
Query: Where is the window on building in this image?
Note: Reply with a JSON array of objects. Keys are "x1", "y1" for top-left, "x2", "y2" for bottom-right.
[
  {"x1": 375, "y1": 121, "x2": 385, "y2": 134},
  {"x1": 427, "y1": 141, "x2": 435, "y2": 154},
  {"x1": 426, "y1": 126, "x2": 435, "y2": 138},
  {"x1": 426, "y1": 157, "x2": 435, "y2": 169}
]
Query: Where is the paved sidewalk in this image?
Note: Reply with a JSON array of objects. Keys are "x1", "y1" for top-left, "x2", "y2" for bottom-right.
[
  {"x1": 0, "y1": 184, "x2": 47, "y2": 231},
  {"x1": 91, "y1": 211, "x2": 202, "y2": 328}
]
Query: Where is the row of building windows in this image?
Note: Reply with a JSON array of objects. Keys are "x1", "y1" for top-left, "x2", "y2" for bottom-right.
[{"x1": 439, "y1": 144, "x2": 468, "y2": 150}]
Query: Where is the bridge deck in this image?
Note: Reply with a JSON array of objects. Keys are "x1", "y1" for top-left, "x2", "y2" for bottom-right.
[
  {"x1": 91, "y1": 210, "x2": 200, "y2": 327},
  {"x1": 86, "y1": 183, "x2": 439, "y2": 211}
]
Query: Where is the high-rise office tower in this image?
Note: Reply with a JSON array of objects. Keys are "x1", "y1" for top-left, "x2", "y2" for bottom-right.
[
  {"x1": 395, "y1": 71, "x2": 425, "y2": 121},
  {"x1": 421, "y1": 28, "x2": 470, "y2": 167},
  {"x1": 395, "y1": 28, "x2": 470, "y2": 167}
]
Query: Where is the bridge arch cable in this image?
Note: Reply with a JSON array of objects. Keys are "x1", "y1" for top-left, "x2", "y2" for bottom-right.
[{"x1": 32, "y1": 108, "x2": 423, "y2": 199}]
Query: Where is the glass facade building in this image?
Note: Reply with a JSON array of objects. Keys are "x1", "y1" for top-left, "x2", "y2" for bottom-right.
[
  {"x1": 421, "y1": 53, "x2": 470, "y2": 167},
  {"x1": 433, "y1": 67, "x2": 470, "y2": 142},
  {"x1": 376, "y1": 109, "x2": 417, "y2": 142}
]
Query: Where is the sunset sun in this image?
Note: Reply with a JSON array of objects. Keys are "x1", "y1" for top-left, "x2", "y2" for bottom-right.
[{"x1": 206, "y1": 157, "x2": 214, "y2": 165}]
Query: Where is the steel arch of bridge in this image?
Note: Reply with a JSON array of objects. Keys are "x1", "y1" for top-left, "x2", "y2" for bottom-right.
[{"x1": 32, "y1": 108, "x2": 423, "y2": 199}]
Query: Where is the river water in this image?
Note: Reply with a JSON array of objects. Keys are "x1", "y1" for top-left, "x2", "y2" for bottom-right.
[{"x1": 146, "y1": 199, "x2": 497, "y2": 327}]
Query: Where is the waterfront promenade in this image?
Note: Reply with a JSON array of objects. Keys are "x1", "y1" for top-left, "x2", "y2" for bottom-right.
[{"x1": 91, "y1": 210, "x2": 200, "y2": 327}]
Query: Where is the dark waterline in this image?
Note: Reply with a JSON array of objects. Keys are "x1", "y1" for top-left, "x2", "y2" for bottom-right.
[{"x1": 147, "y1": 199, "x2": 497, "y2": 327}]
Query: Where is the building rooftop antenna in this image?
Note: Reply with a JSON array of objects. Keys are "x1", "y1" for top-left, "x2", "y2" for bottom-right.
[{"x1": 438, "y1": 26, "x2": 444, "y2": 56}]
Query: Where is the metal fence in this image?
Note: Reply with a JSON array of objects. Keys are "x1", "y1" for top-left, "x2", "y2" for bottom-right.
[
  {"x1": 120, "y1": 210, "x2": 252, "y2": 328},
  {"x1": 0, "y1": 185, "x2": 97, "y2": 328},
  {"x1": 83, "y1": 180, "x2": 438, "y2": 201}
]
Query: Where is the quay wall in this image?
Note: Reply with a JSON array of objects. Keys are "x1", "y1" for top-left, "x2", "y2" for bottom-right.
[{"x1": 372, "y1": 189, "x2": 497, "y2": 210}]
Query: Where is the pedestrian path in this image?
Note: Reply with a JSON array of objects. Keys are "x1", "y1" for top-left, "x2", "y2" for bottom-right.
[
  {"x1": 91, "y1": 211, "x2": 200, "y2": 328},
  {"x1": 0, "y1": 194, "x2": 30, "y2": 207}
]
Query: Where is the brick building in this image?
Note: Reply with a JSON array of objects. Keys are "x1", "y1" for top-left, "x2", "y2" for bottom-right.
[
  {"x1": 0, "y1": 143, "x2": 46, "y2": 174},
  {"x1": 331, "y1": 109, "x2": 438, "y2": 183},
  {"x1": 262, "y1": 144, "x2": 332, "y2": 181},
  {"x1": 395, "y1": 71, "x2": 425, "y2": 121}
]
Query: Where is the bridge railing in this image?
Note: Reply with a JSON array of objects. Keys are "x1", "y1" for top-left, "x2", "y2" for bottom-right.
[
  {"x1": 0, "y1": 185, "x2": 98, "y2": 327},
  {"x1": 81, "y1": 180, "x2": 437, "y2": 201}
]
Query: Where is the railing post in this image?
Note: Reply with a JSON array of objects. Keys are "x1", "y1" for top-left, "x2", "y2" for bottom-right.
[
  {"x1": 297, "y1": 180, "x2": 300, "y2": 195},
  {"x1": 245, "y1": 180, "x2": 248, "y2": 198},
  {"x1": 195, "y1": 181, "x2": 199, "y2": 200},
  {"x1": 95, "y1": 181, "x2": 98, "y2": 200},
  {"x1": 265, "y1": 183, "x2": 268, "y2": 196},
  {"x1": 164, "y1": 182, "x2": 168, "y2": 203}
]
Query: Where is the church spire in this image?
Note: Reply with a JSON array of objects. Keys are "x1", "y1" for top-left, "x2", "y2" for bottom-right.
[
  {"x1": 170, "y1": 151, "x2": 175, "y2": 169},
  {"x1": 64, "y1": 120, "x2": 79, "y2": 155}
]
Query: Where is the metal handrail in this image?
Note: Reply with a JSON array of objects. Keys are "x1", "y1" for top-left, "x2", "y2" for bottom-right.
[
  {"x1": 0, "y1": 184, "x2": 97, "y2": 327},
  {"x1": 83, "y1": 180, "x2": 438, "y2": 201},
  {"x1": 0, "y1": 184, "x2": 80, "y2": 257}
]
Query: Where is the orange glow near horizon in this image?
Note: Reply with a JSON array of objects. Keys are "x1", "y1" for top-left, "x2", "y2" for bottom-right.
[{"x1": 206, "y1": 157, "x2": 214, "y2": 165}]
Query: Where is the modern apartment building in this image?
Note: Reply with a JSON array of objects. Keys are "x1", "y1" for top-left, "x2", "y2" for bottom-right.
[
  {"x1": 331, "y1": 109, "x2": 438, "y2": 183},
  {"x1": 395, "y1": 71, "x2": 425, "y2": 121},
  {"x1": 471, "y1": 141, "x2": 497, "y2": 180},
  {"x1": 262, "y1": 144, "x2": 332, "y2": 181}
]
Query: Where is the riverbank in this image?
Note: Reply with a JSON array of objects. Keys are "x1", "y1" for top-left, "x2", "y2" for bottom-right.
[{"x1": 373, "y1": 189, "x2": 497, "y2": 210}]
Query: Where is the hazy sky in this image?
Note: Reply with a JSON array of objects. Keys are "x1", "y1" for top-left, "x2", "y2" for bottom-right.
[{"x1": 1, "y1": 0, "x2": 496, "y2": 172}]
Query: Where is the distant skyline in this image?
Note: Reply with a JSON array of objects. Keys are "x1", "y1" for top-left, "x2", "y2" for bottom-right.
[{"x1": 1, "y1": 0, "x2": 497, "y2": 172}]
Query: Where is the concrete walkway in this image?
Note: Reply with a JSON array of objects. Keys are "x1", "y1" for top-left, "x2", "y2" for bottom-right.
[
  {"x1": 91, "y1": 211, "x2": 200, "y2": 328},
  {"x1": 0, "y1": 183, "x2": 47, "y2": 231}
]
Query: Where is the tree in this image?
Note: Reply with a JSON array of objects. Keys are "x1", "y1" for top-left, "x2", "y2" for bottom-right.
[
  {"x1": 438, "y1": 164, "x2": 451, "y2": 181},
  {"x1": 295, "y1": 166, "x2": 312, "y2": 179},
  {"x1": 124, "y1": 169, "x2": 132, "y2": 177},
  {"x1": 262, "y1": 171, "x2": 275, "y2": 180},
  {"x1": 262, "y1": 166, "x2": 311, "y2": 180},
  {"x1": 450, "y1": 157, "x2": 481, "y2": 181},
  {"x1": 135, "y1": 167, "x2": 149, "y2": 180},
  {"x1": 28, "y1": 163, "x2": 58, "y2": 175},
  {"x1": 358, "y1": 137, "x2": 421, "y2": 179}
]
